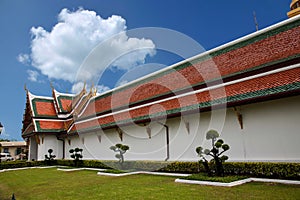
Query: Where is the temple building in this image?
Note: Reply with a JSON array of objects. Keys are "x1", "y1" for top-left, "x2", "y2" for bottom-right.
[
  {"x1": 22, "y1": 8, "x2": 300, "y2": 162},
  {"x1": 288, "y1": 0, "x2": 300, "y2": 18}
]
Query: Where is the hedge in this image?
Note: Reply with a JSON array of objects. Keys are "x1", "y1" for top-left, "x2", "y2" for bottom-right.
[
  {"x1": 0, "y1": 160, "x2": 45, "y2": 170},
  {"x1": 222, "y1": 162, "x2": 300, "y2": 180},
  {"x1": 101, "y1": 160, "x2": 168, "y2": 171},
  {"x1": 157, "y1": 161, "x2": 200, "y2": 173},
  {"x1": 159, "y1": 161, "x2": 300, "y2": 180},
  {"x1": 1, "y1": 160, "x2": 299, "y2": 180},
  {"x1": 56, "y1": 159, "x2": 111, "y2": 169}
]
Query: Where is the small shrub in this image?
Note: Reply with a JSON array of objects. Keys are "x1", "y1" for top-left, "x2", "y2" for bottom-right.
[
  {"x1": 44, "y1": 149, "x2": 56, "y2": 165},
  {"x1": 196, "y1": 129, "x2": 230, "y2": 176},
  {"x1": 110, "y1": 144, "x2": 129, "y2": 163},
  {"x1": 69, "y1": 148, "x2": 83, "y2": 167}
]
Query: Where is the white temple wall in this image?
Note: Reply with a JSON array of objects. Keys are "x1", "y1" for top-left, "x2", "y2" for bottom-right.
[
  {"x1": 28, "y1": 137, "x2": 37, "y2": 161},
  {"x1": 35, "y1": 96, "x2": 300, "y2": 162},
  {"x1": 37, "y1": 135, "x2": 63, "y2": 160},
  {"x1": 223, "y1": 95, "x2": 300, "y2": 162}
]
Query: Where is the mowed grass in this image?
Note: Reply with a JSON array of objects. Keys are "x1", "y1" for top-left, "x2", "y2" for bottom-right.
[{"x1": 0, "y1": 168, "x2": 299, "y2": 200}]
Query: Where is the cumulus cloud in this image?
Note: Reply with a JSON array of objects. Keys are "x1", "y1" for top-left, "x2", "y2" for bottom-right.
[
  {"x1": 71, "y1": 81, "x2": 110, "y2": 94},
  {"x1": 109, "y1": 34, "x2": 156, "y2": 70},
  {"x1": 17, "y1": 54, "x2": 30, "y2": 65},
  {"x1": 96, "y1": 84, "x2": 111, "y2": 94},
  {"x1": 19, "y1": 8, "x2": 155, "y2": 91},
  {"x1": 27, "y1": 70, "x2": 39, "y2": 82},
  {"x1": 71, "y1": 82, "x2": 86, "y2": 94}
]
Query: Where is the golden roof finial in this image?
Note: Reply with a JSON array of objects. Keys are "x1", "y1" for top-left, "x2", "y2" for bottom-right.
[
  {"x1": 50, "y1": 81, "x2": 56, "y2": 98},
  {"x1": 93, "y1": 87, "x2": 98, "y2": 96},
  {"x1": 24, "y1": 84, "x2": 28, "y2": 92},
  {"x1": 90, "y1": 82, "x2": 94, "y2": 92},
  {"x1": 87, "y1": 82, "x2": 97, "y2": 97},
  {"x1": 50, "y1": 81, "x2": 54, "y2": 91},
  {"x1": 82, "y1": 81, "x2": 87, "y2": 93},
  {"x1": 288, "y1": 0, "x2": 300, "y2": 18}
]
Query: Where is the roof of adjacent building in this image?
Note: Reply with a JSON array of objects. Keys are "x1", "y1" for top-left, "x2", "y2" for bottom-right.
[
  {"x1": 22, "y1": 15, "x2": 300, "y2": 137},
  {"x1": 0, "y1": 141, "x2": 27, "y2": 147}
]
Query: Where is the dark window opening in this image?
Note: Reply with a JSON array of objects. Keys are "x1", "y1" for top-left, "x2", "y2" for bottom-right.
[{"x1": 3, "y1": 148, "x2": 9, "y2": 153}]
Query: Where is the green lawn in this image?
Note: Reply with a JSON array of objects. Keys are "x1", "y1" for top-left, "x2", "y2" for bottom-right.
[{"x1": 0, "y1": 168, "x2": 299, "y2": 200}]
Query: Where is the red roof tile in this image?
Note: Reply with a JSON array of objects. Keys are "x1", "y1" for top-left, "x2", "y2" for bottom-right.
[
  {"x1": 75, "y1": 67, "x2": 300, "y2": 132},
  {"x1": 34, "y1": 101, "x2": 57, "y2": 117},
  {"x1": 22, "y1": 18, "x2": 300, "y2": 136},
  {"x1": 37, "y1": 120, "x2": 65, "y2": 131},
  {"x1": 60, "y1": 98, "x2": 72, "y2": 112},
  {"x1": 80, "y1": 25, "x2": 300, "y2": 118}
]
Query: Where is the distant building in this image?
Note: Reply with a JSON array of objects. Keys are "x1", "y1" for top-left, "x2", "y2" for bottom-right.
[
  {"x1": 0, "y1": 141, "x2": 28, "y2": 160},
  {"x1": 22, "y1": 4, "x2": 300, "y2": 162}
]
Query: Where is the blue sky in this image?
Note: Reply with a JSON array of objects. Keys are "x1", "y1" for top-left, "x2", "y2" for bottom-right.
[{"x1": 0, "y1": 0, "x2": 291, "y2": 140}]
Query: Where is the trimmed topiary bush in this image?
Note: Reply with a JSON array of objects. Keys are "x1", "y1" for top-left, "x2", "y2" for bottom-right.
[
  {"x1": 196, "y1": 129, "x2": 230, "y2": 176},
  {"x1": 44, "y1": 149, "x2": 56, "y2": 165},
  {"x1": 110, "y1": 144, "x2": 129, "y2": 163},
  {"x1": 69, "y1": 148, "x2": 83, "y2": 167}
]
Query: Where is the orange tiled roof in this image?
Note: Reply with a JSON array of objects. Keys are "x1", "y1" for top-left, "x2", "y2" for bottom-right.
[
  {"x1": 80, "y1": 21, "x2": 300, "y2": 119},
  {"x1": 52, "y1": 89, "x2": 74, "y2": 113},
  {"x1": 71, "y1": 67, "x2": 300, "y2": 133},
  {"x1": 33, "y1": 101, "x2": 57, "y2": 117},
  {"x1": 36, "y1": 120, "x2": 65, "y2": 132},
  {"x1": 22, "y1": 16, "x2": 300, "y2": 137}
]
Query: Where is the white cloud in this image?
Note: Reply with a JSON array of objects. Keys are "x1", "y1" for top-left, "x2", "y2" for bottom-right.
[
  {"x1": 109, "y1": 34, "x2": 156, "y2": 70},
  {"x1": 71, "y1": 82, "x2": 86, "y2": 94},
  {"x1": 71, "y1": 81, "x2": 110, "y2": 94},
  {"x1": 27, "y1": 70, "x2": 39, "y2": 82},
  {"x1": 21, "y1": 8, "x2": 156, "y2": 90},
  {"x1": 17, "y1": 53, "x2": 30, "y2": 65},
  {"x1": 96, "y1": 84, "x2": 111, "y2": 94}
]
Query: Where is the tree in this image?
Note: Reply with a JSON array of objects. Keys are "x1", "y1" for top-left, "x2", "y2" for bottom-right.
[
  {"x1": 44, "y1": 149, "x2": 56, "y2": 165},
  {"x1": 69, "y1": 148, "x2": 83, "y2": 167},
  {"x1": 110, "y1": 144, "x2": 129, "y2": 163},
  {"x1": 196, "y1": 129, "x2": 230, "y2": 176}
]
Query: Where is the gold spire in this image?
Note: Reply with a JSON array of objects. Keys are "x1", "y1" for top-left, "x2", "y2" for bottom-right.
[
  {"x1": 50, "y1": 81, "x2": 54, "y2": 90},
  {"x1": 24, "y1": 84, "x2": 28, "y2": 92},
  {"x1": 288, "y1": 0, "x2": 300, "y2": 18},
  {"x1": 49, "y1": 81, "x2": 54, "y2": 98},
  {"x1": 89, "y1": 82, "x2": 97, "y2": 97},
  {"x1": 81, "y1": 81, "x2": 87, "y2": 94}
]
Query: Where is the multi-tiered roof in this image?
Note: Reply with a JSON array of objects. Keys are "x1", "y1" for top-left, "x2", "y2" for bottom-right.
[{"x1": 22, "y1": 15, "x2": 300, "y2": 139}]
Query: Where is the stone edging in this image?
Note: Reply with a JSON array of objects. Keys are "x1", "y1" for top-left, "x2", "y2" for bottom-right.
[
  {"x1": 57, "y1": 167, "x2": 107, "y2": 172},
  {"x1": 175, "y1": 177, "x2": 300, "y2": 187},
  {"x1": 0, "y1": 166, "x2": 57, "y2": 173},
  {"x1": 96, "y1": 171, "x2": 190, "y2": 177}
]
